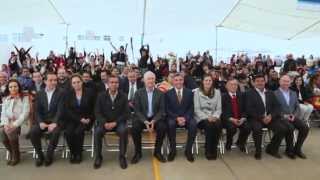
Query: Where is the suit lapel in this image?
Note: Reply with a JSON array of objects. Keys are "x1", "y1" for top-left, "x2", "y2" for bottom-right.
[
  {"x1": 49, "y1": 89, "x2": 58, "y2": 111},
  {"x1": 142, "y1": 89, "x2": 148, "y2": 114},
  {"x1": 43, "y1": 91, "x2": 49, "y2": 111},
  {"x1": 152, "y1": 90, "x2": 157, "y2": 113}
]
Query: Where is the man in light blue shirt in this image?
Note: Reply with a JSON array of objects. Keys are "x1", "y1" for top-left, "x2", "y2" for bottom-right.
[{"x1": 274, "y1": 75, "x2": 309, "y2": 159}]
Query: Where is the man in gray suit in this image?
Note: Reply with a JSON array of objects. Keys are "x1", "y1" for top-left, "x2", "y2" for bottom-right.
[
  {"x1": 131, "y1": 71, "x2": 167, "y2": 164},
  {"x1": 274, "y1": 75, "x2": 309, "y2": 159}
]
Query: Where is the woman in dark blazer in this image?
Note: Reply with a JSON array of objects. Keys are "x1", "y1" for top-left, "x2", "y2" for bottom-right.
[
  {"x1": 290, "y1": 76, "x2": 314, "y2": 124},
  {"x1": 64, "y1": 74, "x2": 95, "y2": 164}
]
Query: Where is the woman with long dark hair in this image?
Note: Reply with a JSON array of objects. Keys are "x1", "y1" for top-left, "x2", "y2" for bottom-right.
[
  {"x1": 64, "y1": 74, "x2": 95, "y2": 164},
  {"x1": 0, "y1": 79, "x2": 30, "y2": 166},
  {"x1": 290, "y1": 76, "x2": 314, "y2": 126},
  {"x1": 194, "y1": 74, "x2": 222, "y2": 160}
]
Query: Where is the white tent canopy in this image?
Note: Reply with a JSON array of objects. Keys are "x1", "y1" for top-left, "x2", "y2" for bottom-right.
[
  {"x1": 219, "y1": 0, "x2": 320, "y2": 40},
  {"x1": 0, "y1": 0, "x2": 66, "y2": 26}
]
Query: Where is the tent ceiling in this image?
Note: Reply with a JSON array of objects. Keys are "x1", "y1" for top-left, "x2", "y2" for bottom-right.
[
  {"x1": 0, "y1": 0, "x2": 65, "y2": 26},
  {"x1": 219, "y1": 0, "x2": 320, "y2": 39}
]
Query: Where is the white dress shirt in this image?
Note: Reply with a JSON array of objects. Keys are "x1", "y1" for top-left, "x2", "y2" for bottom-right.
[{"x1": 46, "y1": 88, "x2": 55, "y2": 108}]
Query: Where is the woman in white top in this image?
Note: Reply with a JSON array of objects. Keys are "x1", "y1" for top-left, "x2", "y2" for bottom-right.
[
  {"x1": 194, "y1": 74, "x2": 222, "y2": 160},
  {"x1": 0, "y1": 79, "x2": 30, "y2": 166}
]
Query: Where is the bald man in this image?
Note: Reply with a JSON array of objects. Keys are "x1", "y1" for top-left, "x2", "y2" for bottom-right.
[{"x1": 274, "y1": 75, "x2": 309, "y2": 159}]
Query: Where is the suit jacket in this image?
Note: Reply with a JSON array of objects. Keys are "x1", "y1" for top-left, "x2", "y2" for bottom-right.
[
  {"x1": 165, "y1": 88, "x2": 194, "y2": 122},
  {"x1": 290, "y1": 85, "x2": 313, "y2": 103},
  {"x1": 64, "y1": 87, "x2": 96, "y2": 126},
  {"x1": 184, "y1": 75, "x2": 198, "y2": 90},
  {"x1": 95, "y1": 90, "x2": 129, "y2": 127},
  {"x1": 283, "y1": 59, "x2": 297, "y2": 72},
  {"x1": 221, "y1": 91, "x2": 246, "y2": 122},
  {"x1": 193, "y1": 88, "x2": 221, "y2": 123},
  {"x1": 35, "y1": 88, "x2": 65, "y2": 125},
  {"x1": 30, "y1": 81, "x2": 46, "y2": 93},
  {"x1": 120, "y1": 77, "x2": 144, "y2": 95},
  {"x1": 274, "y1": 88, "x2": 300, "y2": 118},
  {"x1": 96, "y1": 81, "x2": 107, "y2": 93},
  {"x1": 134, "y1": 88, "x2": 165, "y2": 123},
  {"x1": 245, "y1": 88, "x2": 281, "y2": 122}
]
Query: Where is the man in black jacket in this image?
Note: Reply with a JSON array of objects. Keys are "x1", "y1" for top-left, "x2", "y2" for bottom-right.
[
  {"x1": 221, "y1": 79, "x2": 251, "y2": 152},
  {"x1": 93, "y1": 75, "x2": 130, "y2": 169},
  {"x1": 30, "y1": 72, "x2": 65, "y2": 167},
  {"x1": 283, "y1": 54, "x2": 297, "y2": 73},
  {"x1": 245, "y1": 74, "x2": 288, "y2": 160}
]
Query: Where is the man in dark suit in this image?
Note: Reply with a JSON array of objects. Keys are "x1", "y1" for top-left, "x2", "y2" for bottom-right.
[
  {"x1": 82, "y1": 71, "x2": 98, "y2": 94},
  {"x1": 30, "y1": 71, "x2": 46, "y2": 94},
  {"x1": 30, "y1": 72, "x2": 65, "y2": 167},
  {"x1": 131, "y1": 71, "x2": 167, "y2": 164},
  {"x1": 57, "y1": 68, "x2": 70, "y2": 91},
  {"x1": 165, "y1": 73, "x2": 196, "y2": 162},
  {"x1": 93, "y1": 75, "x2": 129, "y2": 169},
  {"x1": 221, "y1": 79, "x2": 251, "y2": 152},
  {"x1": 120, "y1": 70, "x2": 144, "y2": 112},
  {"x1": 245, "y1": 74, "x2": 288, "y2": 160},
  {"x1": 120, "y1": 70, "x2": 144, "y2": 95},
  {"x1": 283, "y1": 54, "x2": 297, "y2": 73},
  {"x1": 274, "y1": 75, "x2": 309, "y2": 159},
  {"x1": 96, "y1": 70, "x2": 110, "y2": 93}
]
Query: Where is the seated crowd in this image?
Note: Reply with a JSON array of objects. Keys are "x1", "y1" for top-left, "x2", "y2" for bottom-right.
[{"x1": 0, "y1": 45, "x2": 318, "y2": 170}]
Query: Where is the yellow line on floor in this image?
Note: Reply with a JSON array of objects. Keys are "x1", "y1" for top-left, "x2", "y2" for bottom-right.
[{"x1": 148, "y1": 132, "x2": 162, "y2": 180}]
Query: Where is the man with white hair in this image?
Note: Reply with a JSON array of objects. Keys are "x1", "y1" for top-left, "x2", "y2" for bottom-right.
[
  {"x1": 274, "y1": 75, "x2": 309, "y2": 159},
  {"x1": 131, "y1": 71, "x2": 167, "y2": 164}
]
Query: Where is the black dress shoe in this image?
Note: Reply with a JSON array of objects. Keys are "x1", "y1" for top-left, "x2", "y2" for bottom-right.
[
  {"x1": 35, "y1": 158, "x2": 44, "y2": 167},
  {"x1": 236, "y1": 143, "x2": 246, "y2": 153},
  {"x1": 44, "y1": 157, "x2": 53, "y2": 167},
  {"x1": 93, "y1": 157, "x2": 102, "y2": 169},
  {"x1": 266, "y1": 149, "x2": 282, "y2": 159},
  {"x1": 254, "y1": 152, "x2": 262, "y2": 160},
  {"x1": 75, "y1": 154, "x2": 82, "y2": 164},
  {"x1": 225, "y1": 143, "x2": 232, "y2": 151},
  {"x1": 119, "y1": 157, "x2": 128, "y2": 169},
  {"x1": 69, "y1": 154, "x2": 76, "y2": 164},
  {"x1": 185, "y1": 152, "x2": 194, "y2": 162},
  {"x1": 131, "y1": 153, "x2": 142, "y2": 164},
  {"x1": 154, "y1": 153, "x2": 166, "y2": 163},
  {"x1": 285, "y1": 151, "x2": 296, "y2": 159},
  {"x1": 295, "y1": 151, "x2": 307, "y2": 159},
  {"x1": 205, "y1": 153, "x2": 217, "y2": 160},
  {"x1": 167, "y1": 152, "x2": 176, "y2": 162}
]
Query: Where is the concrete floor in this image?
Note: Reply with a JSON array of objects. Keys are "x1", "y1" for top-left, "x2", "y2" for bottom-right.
[{"x1": 1, "y1": 127, "x2": 320, "y2": 180}]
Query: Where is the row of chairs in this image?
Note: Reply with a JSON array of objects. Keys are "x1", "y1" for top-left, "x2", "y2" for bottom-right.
[{"x1": 1, "y1": 127, "x2": 279, "y2": 161}]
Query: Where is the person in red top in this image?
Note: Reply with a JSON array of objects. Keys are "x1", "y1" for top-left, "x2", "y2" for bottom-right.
[{"x1": 221, "y1": 78, "x2": 251, "y2": 152}]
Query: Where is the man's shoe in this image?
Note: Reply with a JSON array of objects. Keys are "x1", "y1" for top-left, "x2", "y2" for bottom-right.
[
  {"x1": 285, "y1": 151, "x2": 296, "y2": 159},
  {"x1": 185, "y1": 152, "x2": 194, "y2": 162},
  {"x1": 130, "y1": 153, "x2": 142, "y2": 164},
  {"x1": 119, "y1": 157, "x2": 128, "y2": 169},
  {"x1": 295, "y1": 151, "x2": 307, "y2": 159},
  {"x1": 266, "y1": 148, "x2": 282, "y2": 159},
  {"x1": 154, "y1": 153, "x2": 166, "y2": 163},
  {"x1": 167, "y1": 152, "x2": 176, "y2": 162},
  {"x1": 93, "y1": 157, "x2": 102, "y2": 169},
  {"x1": 254, "y1": 152, "x2": 262, "y2": 160}
]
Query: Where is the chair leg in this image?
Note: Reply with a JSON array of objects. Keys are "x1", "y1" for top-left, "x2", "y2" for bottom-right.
[
  {"x1": 91, "y1": 128, "x2": 95, "y2": 158},
  {"x1": 195, "y1": 135, "x2": 199, "y2": 155}
]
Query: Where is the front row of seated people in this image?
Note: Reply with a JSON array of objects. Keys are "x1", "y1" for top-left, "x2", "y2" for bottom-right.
[{"x1": 0, "y1": 71, "x2": 310, "y2": 169}]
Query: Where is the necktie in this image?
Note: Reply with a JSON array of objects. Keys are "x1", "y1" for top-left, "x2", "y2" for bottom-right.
[
  {"x1": 177, "y1": 89, "x2": 182, "y2": 103},
  {"x1": 129, "y1": 83, "x2": 134, "y2": 100}
]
